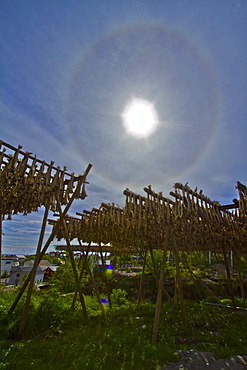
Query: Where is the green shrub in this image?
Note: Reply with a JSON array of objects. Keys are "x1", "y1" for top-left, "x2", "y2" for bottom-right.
[
  {"x1": 51, "y1": 260, "x2": 89, "y2": 294},
  {"x1": 111, "y1": 289, "x2": 129, "y2": 307}
]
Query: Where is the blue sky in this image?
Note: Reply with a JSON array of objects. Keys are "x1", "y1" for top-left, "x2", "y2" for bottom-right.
[{"x1": 1, "y1": 0, "x2": 246, "y2": 254}]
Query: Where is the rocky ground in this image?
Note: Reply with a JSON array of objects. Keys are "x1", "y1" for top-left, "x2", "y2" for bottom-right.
[{"x1": 161, "y1": 350, "x2": 247, "y2": 370}]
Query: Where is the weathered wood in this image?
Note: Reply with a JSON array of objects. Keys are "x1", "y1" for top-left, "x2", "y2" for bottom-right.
[
  {"x1": 218, "y1": 203, "x2": 239, "y2": 211},
  {"x1": 71, "y1": 247, "x2": 90, "y2": 310},
  {"x1": 99, "y1": 249, "x2": 112, "y2": 309},
  {"x1": 56, "y1": 199, "x2": 88, "y2": 318},
  {"x1": 85, "y1": 255, "x2": 106, "y2": 318},
  {"x1": 203, "y1": 302, "x2": 247, "y2": 311},
  {"x1": 18, "y1": 201, "x2": 50, "y2": 338},
  {"x1": 172, "y1": 234, "x2": 187, "y2": 328},
  {"x1": 1, "y1": 140, "x2": 91, "y2": 179},
  {"x1": 234, "y1": 251, "x2": 246, "y2": 305},
  {"x1": 181, "y1": 251, "x2": 219, "y2": 300},
  {"x1": 2, "y1": 141, "x2": 247, "y2": 340},
  {"x1": 8, "y1": 172, "x2": 90, "y2": 315},
  {"x1": 137, "y1": 251, "x2": 147, "y2": 305},
  {"x1": 152, "y1": 234, "x2": 168, "y2": 343},
  {"x1": 222, "y1": 245, "x2": 236, "y2": 309},
  {"x1": 138, "y1": 249, "x2": 175, "y2": 306}
]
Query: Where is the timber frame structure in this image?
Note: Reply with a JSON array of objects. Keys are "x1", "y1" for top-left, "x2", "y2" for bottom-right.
[
  {"x1": 0, "y1": 140, "x2": 92, "y2": 337},
  {"x1": 52, "y1": 181, "x2": 247, "y2": 341},
  {"x1": 1, "y1": 140, "x2": 247, "y2": 341}
]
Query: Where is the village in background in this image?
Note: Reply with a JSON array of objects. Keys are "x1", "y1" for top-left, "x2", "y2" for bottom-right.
[
  {"x1": 0, "y1": 250, "x2": 143, "y2": 288},
  {"x1": 1, "y1": 252, "x2": 62, "y2": 287}
]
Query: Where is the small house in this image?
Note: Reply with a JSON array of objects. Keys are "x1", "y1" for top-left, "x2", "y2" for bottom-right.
[
  {"x1": 1, "y1": 258, "x2": 19, "y2": 277},
  {"x1": 14, "y1": 255, "x2": 26, "y2": 263},
  {"x1": 43, "y1": 266, "x2": 58, "y2": 281},
  {"x1": 9, "y1": 266, "x2": 45, "y2": 286}
]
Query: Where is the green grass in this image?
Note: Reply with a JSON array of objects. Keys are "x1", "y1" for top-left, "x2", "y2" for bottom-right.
[{"x1": 0, "y1": 290, "x2": 247, "y2": 370}]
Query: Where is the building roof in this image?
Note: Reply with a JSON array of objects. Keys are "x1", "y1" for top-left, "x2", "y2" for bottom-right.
[
  {"x1": 24, "y1": 260, "x2": 51, "y2": 268},
  {"x1": 10, "y1": 266, "x2": 44, "y2": 274},
  {"x1": 15, "y1": 255, "x2": 26, "y2": 259},
  {"x1": 44, "y1": 266, "x2": 58, "y2": 272}
]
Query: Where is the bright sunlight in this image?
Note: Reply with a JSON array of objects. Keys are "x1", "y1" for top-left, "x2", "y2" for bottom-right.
[{"x1": 122, "y1": 98, "x2": 158, "y2": 138}]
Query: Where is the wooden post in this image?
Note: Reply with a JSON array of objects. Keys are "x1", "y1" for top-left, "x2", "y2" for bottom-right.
[
  {"x1": 152, "y1": 234, "x2": 168, "y2": 343},
  {"x1": 222, "y1": 246, "x2": 236, "y2": 308},
  {"x1": 138, "y1": 249, "x2": 174, "y2": 306},
  {"x1": 150, "y1": 248, "x2": 157, "y2": 275},
  {"x1": 85, "y1": 257, "x2": 106, "y2": 318},
  {"x1": 181, "y1": 251, "x2": 219, "y2": 300},
  {"x1": 171, "y1": 234, "x2": 187, "y2": 328},
  {"x1": 56, "y1": 200, "x2": 88, "y2": 318},
  {"x1": 8, "y1": 225, "x2": 59, "y2": 315},
  {"x1": 137, "y1": 250, "x2": 147, "y2": 305},
  {"x1": 99, "y1": 249, "x2": 112, "y2": 309},
  {"x1": 230, "y1": 251, "x2": 234, "y2": 269},
  {"x1": 18, "y1": 202, "x2": 50, "y2": 337},
  {"x1": 234, "y1": 251, "x2": 246, "y2": 305},
  {"x1": 71, "y1": 247, "x2": 89, "y2": 310},
  {"x1": 208, "y1": 251, "x2": 212, "y2": 265}
]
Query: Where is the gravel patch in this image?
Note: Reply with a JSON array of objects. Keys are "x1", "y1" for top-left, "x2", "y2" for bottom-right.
[{"x1": 161, "y1": 350, "x2": 247, "y2": 370}]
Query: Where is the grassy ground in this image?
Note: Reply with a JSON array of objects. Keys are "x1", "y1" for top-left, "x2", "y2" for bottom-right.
[{"x1": 0, "y1": 290, "x2": 247, "y2": 370}]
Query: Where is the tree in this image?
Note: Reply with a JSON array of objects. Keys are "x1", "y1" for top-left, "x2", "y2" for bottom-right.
[{"x1": 51, "y1": 259, "x2": 89, "y2": 294}]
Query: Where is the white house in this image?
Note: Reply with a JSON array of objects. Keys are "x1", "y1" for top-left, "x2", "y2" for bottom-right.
[
  {"x1": 1, "y1": 258, "x2": 19, "y2": 276},
  {"x1": 14, "y1": 255, "x2": 26, "y2": 263},
  {"x1": 9, "y1": 266, "x2": 45, "y2": 286}
]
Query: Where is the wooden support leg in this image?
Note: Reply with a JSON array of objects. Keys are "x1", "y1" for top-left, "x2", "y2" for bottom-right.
[
  {"x1": 56, "y1": 200, "x2": 88, "y2": 318},
  {"x1": 171, "y1": 234, "x2": 187, "y2": 328},
  {"x1": 152, "y1": 237, "x2": 168, "y2": 343},
  {"x1": 181, "y1": 251, "x2": 219, "y2": 300},
  {"x1": 138, "y1": 249, "x2": 175, "y2": 306},
  {"x1": 71, "y1": 247, "x2": 89, "y2": 310},
  {"x1": 85, "y1": 258, "x2": 106, "y2": 318},
  {"x1": 137, "y1": 250, "x2": 147, "y2": 305},
  {"x1": 234, "y1": 251, "x2": 246, "y2": 305},
  {"x1": 150, "y1": 248, "x2": 157, "y2": 276},
  {"x1": 18, "y1": 202, "x2": 50, "y2": 338},
  {"x1": 222, "y1": 247, "x2": 236, "y2": 308},
  {"x1": 8, "y1": 227, "x2": 57, "y2": 316},
  {"x1": 99, "y1": 249, "x2": 112, "y2": 309}
]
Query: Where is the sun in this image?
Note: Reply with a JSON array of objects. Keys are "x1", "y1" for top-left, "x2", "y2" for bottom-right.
[{"x1": 122, "y1": 98, "x2": 158, "y2": 138}]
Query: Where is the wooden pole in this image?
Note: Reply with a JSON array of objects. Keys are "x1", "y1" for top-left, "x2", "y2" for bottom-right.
[
  {"x1": 171, "y1": 234, "x2": 187, "y2": 328},
  {"x1": 71, "y1": 247, "x2": 89, "y2": 310},
  {"x1": 8, "y1": 225, "x2": 59, "y2": 315},
  {"x1": 222, "y1": 246, "x2": 236, "y2": 308},
  {"x1": 152, "y1": 234, "x2": 168, "y2": 343},
  {"x1": 85, "y1": 257, "x2": 106, "y2": 318},
  {"x1": 138, "y1": 249, "x2": 175, "y2": 306},
  {"x1": 18, "y1": 201, "x2": 50, "y2": 337},
  {"x1": 150, "y1": 248, "x2": 157, "y2": 275},
  {"x1": 56, "y1": 199, "x2": 88, "y2": 318},
  {"x1": 181, "y1": 251, "x2": 219, "y2": 300},
  {"x1": 234, "y1": 251, "x2": 246, "y2": 305},
  {"x1": 137, "y1": 250, "x2": 147, "y2": 305},
  {"x1": 99, "y1": 249, "x2": 112, "y2": 309}
]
